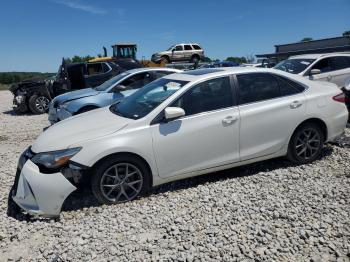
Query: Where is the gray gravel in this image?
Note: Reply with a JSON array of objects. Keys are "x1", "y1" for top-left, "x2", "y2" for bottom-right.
[{"x1": 0, "y1": 90, "x2": 349, "y2": 261}]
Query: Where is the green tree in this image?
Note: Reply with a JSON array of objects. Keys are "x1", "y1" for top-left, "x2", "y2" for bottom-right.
[
  {"x1": 300, "y1": 37, "x2": 313, "y2": 42},
  {"x1": 343, "y1": 30, "x2": 350, "y2": 37},
  {"x1": 226, "y1": 57, "x2": 247, "y2": 64},
  {"x1": 202, "y1": 56, "x2": 212, "y2": 62}
]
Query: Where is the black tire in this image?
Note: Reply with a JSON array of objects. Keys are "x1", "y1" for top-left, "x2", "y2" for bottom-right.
[
  {"x1": 28, "y1": 94, "x2": 50, "y2": 114},
  {"x1": 161, "y1": 56, "x2": 170, "y2": 64},
  {"x1": 287, "y1": 123, "x2": 325, "y2": 164},
  {"x1": 190, "y1": 55, "x2": 200, "y2": 63},
  {"x1": 91, "y1": 155, "x2": 151, "y2": 205},
  {"x1": 76, "y1": 106, "x2": 99, "y2": 115},
  {"x1": 7, "y1": 186, "x2": 21, "y2": 218}
]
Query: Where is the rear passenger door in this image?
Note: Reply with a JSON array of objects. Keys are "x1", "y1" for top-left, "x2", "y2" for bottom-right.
[
  {"x1": 328, "y1": 56, "x2": 350, "y2": 87},
  {"x1": 183, "y1": 44, "x2": 193, "y2": 61},
  {"x1": 236, "y1": 73, "x2": 306, "y2": 160}
]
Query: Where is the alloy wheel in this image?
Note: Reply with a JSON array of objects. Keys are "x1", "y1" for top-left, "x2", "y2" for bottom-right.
[
  {"x1": 35, "y1": 96, "x2": 50, "y2": 112},
  {"x1": 295, "y1": 128, "x2": 321, "y2": 160},
  {"x1": 100, "y1": 163, "x2": 143, "y2": 203}
]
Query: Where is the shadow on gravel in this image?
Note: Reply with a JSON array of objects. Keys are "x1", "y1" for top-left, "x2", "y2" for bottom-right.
[
  {"x1": 9, "y1": 146, "x2": 334, "y2": 222},
  {"x1": 2, "y1": 109, "x2": 33, "y2": 116}
]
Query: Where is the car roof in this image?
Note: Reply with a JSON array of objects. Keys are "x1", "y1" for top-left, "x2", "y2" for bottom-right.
[
  {"x1": 290, "y1": 52, "x2": 350, "y2": 59},
  {"x1": 163, "y1": 67, "x2": 290, "y2": 82},
  {"x1": 124, "y1": 67, "x2": 182, "y2": 75}
]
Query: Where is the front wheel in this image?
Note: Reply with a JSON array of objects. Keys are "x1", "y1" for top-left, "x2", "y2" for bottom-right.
[
  {"x1": 91, "y1": 155, "x2": 151, "y2": 205},
  {"x1": 287, "y1": 123, "x2": 324, "y2": 164},
  {"x1": 28, "y1": 95, "x2": 50, "y2": 114}
]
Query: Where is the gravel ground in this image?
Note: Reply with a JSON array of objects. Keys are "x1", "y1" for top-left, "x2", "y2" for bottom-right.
[{"x1": 0, "y1": 90, "x2": 349, "y2": 261}]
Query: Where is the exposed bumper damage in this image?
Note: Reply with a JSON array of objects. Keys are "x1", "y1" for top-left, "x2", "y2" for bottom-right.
[
  {"x1": 11, "y1": 160, "x2": 76, "y2": 217},
  {"x1": 7, "y1": 147, "x2": 89, "y2": 218}
]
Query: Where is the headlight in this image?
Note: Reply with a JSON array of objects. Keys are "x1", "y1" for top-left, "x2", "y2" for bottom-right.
[
  {"x1": 15, "y1": 95, "x2": 24, "y2": 104},
  {"x1": 31, "y1": 147, "x2": 81, "y2": 169}
]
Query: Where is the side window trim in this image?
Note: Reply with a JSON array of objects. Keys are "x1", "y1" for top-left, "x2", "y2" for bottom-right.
[
  {"x1": 235, "y1": 72, "x2": 306, "y2": 106},
  {"x1": 103, "y1": 62, "x2": 112, "y2": 74},
  {"x1": 150, "y1": 75, "x2": 237, "y2": 125}
]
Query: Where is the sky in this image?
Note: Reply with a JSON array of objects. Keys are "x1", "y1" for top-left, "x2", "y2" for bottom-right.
[{"x1": 0, "y1": 0, "x2": 349, "y2": 72}]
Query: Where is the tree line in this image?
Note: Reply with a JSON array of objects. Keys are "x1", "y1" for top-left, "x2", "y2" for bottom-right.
[{"x1": 0, "y1": 72, "x2": 55, "y2": 85}]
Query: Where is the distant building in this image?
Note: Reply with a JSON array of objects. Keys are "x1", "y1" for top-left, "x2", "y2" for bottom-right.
[{"x1": 256, "y1": 36, "x2": 350, "y2": 60}]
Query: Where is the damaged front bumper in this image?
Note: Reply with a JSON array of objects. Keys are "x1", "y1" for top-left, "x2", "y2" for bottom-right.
[
  {"x1": 8, "y1": 149, "x2": 84, "y2": 217},
  {"x1": 11, "y1": 160, "x2": 76, "y2": 217}
]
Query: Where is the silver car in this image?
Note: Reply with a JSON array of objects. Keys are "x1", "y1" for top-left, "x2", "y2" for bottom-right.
[
  {"x1": 151, "y1": 43, "x2": 205, "y2": 63},
  {"x1": 48, "y1": 68, "x2": 181, "y2": 124}
]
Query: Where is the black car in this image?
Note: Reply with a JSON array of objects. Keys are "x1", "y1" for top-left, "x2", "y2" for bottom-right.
[{"x1": 10, "y1": 58, "x2": 141, "y2": 114}]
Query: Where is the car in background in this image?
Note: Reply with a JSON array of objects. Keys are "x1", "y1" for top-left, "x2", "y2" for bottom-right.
[
  {"x1": 274, "y1": 53, "x2": 350, "y2": 118},
  {"x1": 9, "y1": 67, "x2": 348, "y2": 217},
  {"x1": 48, "y1": 68, "x2": 181, "y2": 124},
  {"x1": 151, "y1": 43, "x2": 205, "y2": 63},
  {"x1": 10, "y1": 59, "x2": 141, "y2": 114},
  {"x1": 200, "y1": 61, "x2": 239, "y2": 68}
]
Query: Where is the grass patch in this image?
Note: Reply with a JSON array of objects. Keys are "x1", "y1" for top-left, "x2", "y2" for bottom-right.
[{"x1": 0, "y1": 84, "x2": 9, "y2": 91}]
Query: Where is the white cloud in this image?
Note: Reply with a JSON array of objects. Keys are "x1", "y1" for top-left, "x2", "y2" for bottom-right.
[{"x1": 53, "y1": 0, "x2": 107, "y2": 15}]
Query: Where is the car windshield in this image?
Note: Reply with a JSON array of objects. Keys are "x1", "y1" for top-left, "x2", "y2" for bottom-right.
[
  {"x1": 94, "y1": 72, "x2": 130, "y2": 91},
  {"x1": 167, "y1": 45, "x2": 175, "y2": 51},
  {"x1": 110, "y1": 78, "x2": 189, "y2": 119},
  {"x1": 274, "y1": 59, "x2": 315, "y2": 74}
]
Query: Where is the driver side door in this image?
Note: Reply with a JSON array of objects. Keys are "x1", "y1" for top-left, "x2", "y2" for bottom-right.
[
  {"x1": 171, "y1": 45, "x2": 184, "y2": 61},
  {"x1": 151, "y1": 76, "x2": 240, "y2": 179}
]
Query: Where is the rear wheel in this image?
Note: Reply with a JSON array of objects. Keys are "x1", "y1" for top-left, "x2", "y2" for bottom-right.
[
  {"x1": 28, "y1": 95, "x2": 50, "y2": 114},
  {"x1": 190, "y1": 55, "x2": 200, "y2": 63},
  {"x1": 287, "y1": 123, "x2": 324, "y2": 164},
  {"x1": 91, "y1": 155, "x2": 151, "y2": 205}
]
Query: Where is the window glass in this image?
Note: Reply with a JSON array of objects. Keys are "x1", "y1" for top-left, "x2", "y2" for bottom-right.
[
  {"x1": 237, "y1": 73, "x2": 280, "y2": 104},
  {"x1": 192, "y1": 45, "x2": 202, "y2": 50},
  {"x1": 120, "y1": 72, "x2": 152, "y2": 90},
  {"x1": 184, "y1": 45, "x2": 192, "y2": 51},
  {"x1": 330, "y1": 57, "x2": 350, "y2": 71},
  {"x1": 102, "y1": 63, "x2": 111, "y2": 73},
  {"x1": 311, "y1": 58, "x2": 332, "y2": 73},
  {"x1": 175, "y1": 45, "x2": 183, "y2": 51},
  {"x1": 274, "y1": 59, "x2": 315, "y2": 74},
  {"x1": 275, "y1": 75, "x2": 303, "y2": 96},
  {"x1": 153, "y1": 71, "x2": 175, "y2": 79},
  {"x1": 171, "y1": 77, "x2": 233, "y2": 116},
  {"x1": 94, "y1": 72, "x2": 130, "y2": 91},
  {"x1": 111, "y1": 78, "x2": 188, "y2": 119},
  {"x1": 87, "y1": 63, "x2": 103, "y2": 75}
]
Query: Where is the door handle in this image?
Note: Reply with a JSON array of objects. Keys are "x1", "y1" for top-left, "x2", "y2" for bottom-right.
[
  {"x1": 290, "y1": 100, "x2": 302, "y2": 109},
  {"x1": 222, "y1": 115, "x2": 238, "y2": 125}
]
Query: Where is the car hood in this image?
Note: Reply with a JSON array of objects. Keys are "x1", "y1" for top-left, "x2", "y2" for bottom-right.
[
  {"x1": 32, "y1": 107, "x2": 131, "y2": 152},
  {"x1": 53, "y1": 88, "x2": 100, "y2": 105}
]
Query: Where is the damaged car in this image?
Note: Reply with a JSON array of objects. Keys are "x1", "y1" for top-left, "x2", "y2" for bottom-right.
[
  {"x1": 8, "y1": 67, "x2": 348, "y2": 218},
  {"x1": 10, "y1": 59, "x2": 141, "y2": 114},
  {"x1": 48, "y1": 68, "x2": 181, "y2": 124}
]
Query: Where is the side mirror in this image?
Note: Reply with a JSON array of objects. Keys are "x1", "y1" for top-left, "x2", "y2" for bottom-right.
[
  {"x1": 112, "y1": 84, "x2": 126, "y2": 92},
  {"x1": 310, "y1": 69, "x2": 321, "y2": 76},
  {"x1": 172, "y1": 49, "x2": 175, "y2": 53},
  {"x1": 164, "y1": 107, "x2": 185, "y2": 121}
]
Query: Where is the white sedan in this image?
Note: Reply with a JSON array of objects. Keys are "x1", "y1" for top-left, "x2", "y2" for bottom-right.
[{"x1": 8, "y1": 67, "x2": 348, "y2": 217}]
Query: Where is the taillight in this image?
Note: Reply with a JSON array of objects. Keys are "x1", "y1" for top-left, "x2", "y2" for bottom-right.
[{"x1": 333, "y1": 93, "x2": 346, "y2": 103}]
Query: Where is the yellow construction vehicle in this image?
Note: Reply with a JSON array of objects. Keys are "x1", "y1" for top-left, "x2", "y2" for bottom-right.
[{"x1": 89, "y1": 43, "x2": 166, "y2": 67}]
